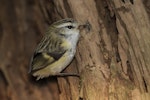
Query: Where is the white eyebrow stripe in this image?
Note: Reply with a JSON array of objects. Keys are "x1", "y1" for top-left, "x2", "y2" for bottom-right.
[
  {"x1": 57, "y1": 22, "x2": 78, "y2": 28},
  {"x1": 57, "y1": 23, "x2": 72, "y2": 28}
]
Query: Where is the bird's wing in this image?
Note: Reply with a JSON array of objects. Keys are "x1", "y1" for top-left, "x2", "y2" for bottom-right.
[{"x1": 29, "y1": 36, "x2": 66, "y2": 73}]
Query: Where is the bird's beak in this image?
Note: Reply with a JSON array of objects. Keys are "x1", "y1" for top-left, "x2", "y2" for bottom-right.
[
  {"x1": 78, "y1": 21, "x2": 91, "y2": 32},
  {"x1": 78, "y1": 24, "x2": 85, "y2": 30}
]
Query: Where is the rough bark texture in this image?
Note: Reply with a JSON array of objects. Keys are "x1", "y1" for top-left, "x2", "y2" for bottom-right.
[{"x1": 0, "y1": 0, "x2": 150, "y2": 100}]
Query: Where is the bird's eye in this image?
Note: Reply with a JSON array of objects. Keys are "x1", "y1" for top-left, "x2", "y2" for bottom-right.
[{"x1": 67, "y1": 25, "x2": 74, "y2": 29}]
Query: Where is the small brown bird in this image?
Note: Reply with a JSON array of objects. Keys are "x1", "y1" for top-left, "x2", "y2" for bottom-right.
[{"x1": 29, "y1": 18, "x2": 85, "y2": 80}]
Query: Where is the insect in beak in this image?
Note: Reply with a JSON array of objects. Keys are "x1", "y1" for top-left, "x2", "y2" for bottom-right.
[{"x1": 78, "y1": 21, "x2": 91, "y2": 32}]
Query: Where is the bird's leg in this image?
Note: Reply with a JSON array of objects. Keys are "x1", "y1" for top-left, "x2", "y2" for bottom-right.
[{"x1": 55, "y1": 73, "x2": 80, "y2": 77}]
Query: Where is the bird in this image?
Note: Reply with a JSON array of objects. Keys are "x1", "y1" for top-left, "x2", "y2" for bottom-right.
[{"x1": 29, "y1": 18, "x2": 83, "y2": 80}]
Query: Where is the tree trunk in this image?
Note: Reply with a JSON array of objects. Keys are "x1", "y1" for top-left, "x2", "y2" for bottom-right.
[{"x1": 0, "y1": 0, "x2": 150, "y2": 100}]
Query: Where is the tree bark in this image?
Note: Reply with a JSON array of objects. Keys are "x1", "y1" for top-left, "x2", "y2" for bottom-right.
[{"x1": 0, "y1": 0, "x2": 150, "y2": 100}]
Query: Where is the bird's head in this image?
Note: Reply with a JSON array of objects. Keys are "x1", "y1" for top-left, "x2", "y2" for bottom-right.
[{"x1": 48, "y1": 18, "x2": 80, "y2": 38}]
